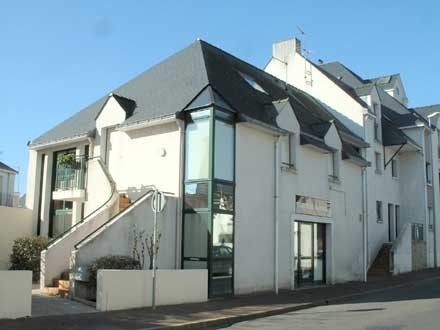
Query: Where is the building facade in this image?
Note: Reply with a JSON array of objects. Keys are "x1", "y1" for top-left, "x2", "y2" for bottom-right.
[{"x1": 25, "y1": 39, "x2": 439, "y2": 298}]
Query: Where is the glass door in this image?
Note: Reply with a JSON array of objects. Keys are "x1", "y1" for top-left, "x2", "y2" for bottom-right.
[
  {"x1": 50, "y1": 200, "x2": 73, "y2": 238},
  {"x1": 294, "y1": 221, "x2": 326, "y2": 287}
]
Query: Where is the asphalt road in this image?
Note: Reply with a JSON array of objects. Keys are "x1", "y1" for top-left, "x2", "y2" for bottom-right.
[{"x1": 218, "y1": 278, "x2": 440, "y2": 330}]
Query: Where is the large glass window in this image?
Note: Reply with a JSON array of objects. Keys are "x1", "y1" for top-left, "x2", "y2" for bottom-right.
[
  {"x1": 214, "y1": 120, "x2": 234, "y2": 181},
  {"x1": 183, "y1": 107, "x2": 235, "y2": 297},
  {"x1": 185, "y1": 119, "x2": 210, "y2": 180}
]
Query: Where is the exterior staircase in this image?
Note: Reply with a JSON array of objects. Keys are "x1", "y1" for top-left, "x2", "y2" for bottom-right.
[
  {"x1": 41, "y1": 271, "x2": 70, "y2": 298},
  {"x1": 368, "y1": 243, "x2": 393, "y2": 279}
]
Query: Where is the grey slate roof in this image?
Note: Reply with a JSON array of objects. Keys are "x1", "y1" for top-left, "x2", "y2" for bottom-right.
[
  {"x1": 412, "y1": 104, "x2": 440, "y2": 121},
  {"x1": 0, "y1": 161, "x2": 18, "y2": 174},
  {"x1": 30, "y1": 40, "x2": 368, "y2": 164},
  {"x1": 317, "y1": 60, "x2": 427, "y2": 149},
  {"x1": 368, "y1": 74, "x2": 400, "y2": 90}
]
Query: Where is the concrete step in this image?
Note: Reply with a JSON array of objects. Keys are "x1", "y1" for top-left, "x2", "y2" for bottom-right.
[{"x1": 42, "y1": 287, "x2": 60, "y2": 296}]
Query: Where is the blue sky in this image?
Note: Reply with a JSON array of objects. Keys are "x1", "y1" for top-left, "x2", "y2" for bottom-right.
[{"x1": 1, "y1": 0, "x2": 439, "y2": 194}]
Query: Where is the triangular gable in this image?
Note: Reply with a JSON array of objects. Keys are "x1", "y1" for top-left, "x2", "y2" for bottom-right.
[
  {"x1": 183, "y1": 85, "x2": 235, "y2": 112},
  {"x1": 96, "y1": 94, "x2": 136, "y2": 130}
]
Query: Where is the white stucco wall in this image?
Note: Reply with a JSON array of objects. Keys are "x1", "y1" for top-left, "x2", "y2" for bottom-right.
[
  {"x1": 96, "y1": 269, "x2": 208, "y2": 311},
  {"x1": 106, "y1": 122, "x2": 181, "y2": 197},
  {"x1": 74, "y1": 195, "x2": 177, "y2": 271},
  {"x1": 0, "y1": 271, "x2": 32, "y2": 319},
  {"x1": 392, "y1": 223, "x2": 412, "y2": 275},
  {"x1": 0, "y1": 206, "x2": 33, "y2": 269},
  {"x1": 235, "y1": 123, "x2": 276, "y2": 294},
  {"x1": 235, "y1": 111, "x2": 365, "y2": 294}
]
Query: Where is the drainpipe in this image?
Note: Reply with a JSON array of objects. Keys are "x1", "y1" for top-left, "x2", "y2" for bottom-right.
[
  {"x1": 362, "y1": 167, "x2": 368, "y2": 282},
  {"x1": 427, "y1": 113, "x2": 439, "y2": 267},
  {"x1": 274, "y1": 135, "x2": 281, "y2": 294},
  {"x1": 176, "y1": 119, "x2": 185, "y2": 269},
  {"x1": 87, "y1": 137, "x2": 95, "y2": 158},
  {"x1": 362, "y1": 111, "x2": 371, "y2": 279}
]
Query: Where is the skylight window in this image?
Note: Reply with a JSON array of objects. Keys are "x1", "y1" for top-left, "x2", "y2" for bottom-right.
[{"x1": 239, "y1": 72, "x2": 268, "y2": 95}]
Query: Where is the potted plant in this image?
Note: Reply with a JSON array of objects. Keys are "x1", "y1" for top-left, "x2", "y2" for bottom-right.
[{"x1": 58, "y1": 153, "x2": 79, "y2": 169}]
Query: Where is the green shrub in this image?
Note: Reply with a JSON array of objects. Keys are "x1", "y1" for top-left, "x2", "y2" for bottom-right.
[
  {"x1": 88, "y1": 255, "x2": 140, "y2": 287},
  {"x1": 9, "y1": 236, "x2": 48, "y2": 281}
]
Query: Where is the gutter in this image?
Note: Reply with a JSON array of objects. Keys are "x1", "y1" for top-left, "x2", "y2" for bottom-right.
[
  {"x1": 117, "y1": 115, "x2": 176, "y2": 132},
  {"x1": 29, "y1": 134, "x2": 91, "y2": 150},
  {"x1": 238, "y1": 114, "x2": 289, "y2": 136}
]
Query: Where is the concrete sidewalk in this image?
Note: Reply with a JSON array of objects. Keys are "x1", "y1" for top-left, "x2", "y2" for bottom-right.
[{"x1": 1, "y1": 269, "x2": 440, "y2": 330}]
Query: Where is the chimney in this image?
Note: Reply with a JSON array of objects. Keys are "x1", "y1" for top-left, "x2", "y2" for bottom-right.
[{"x1": 272, "y1": 38, "x2": 302, "y2": 62}]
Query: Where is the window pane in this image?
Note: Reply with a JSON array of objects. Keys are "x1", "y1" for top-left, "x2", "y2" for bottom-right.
[
  {"x1": 183, "y1": 260, "x2": 207, "y2": 269},
  {"x1": 214, "y1": 120, "x2": 234, "y2": 181},
  {"x1": 211, "y1": 213, "x2": 233, "y2": 296},
  {"x1": 213, "y1": 183, "x2": 234, "y2": 211},
  {"x1": 212, "y1": 213, "x2": 233, "y2": 249},
  {"x1": 185, "y1": 182, "x2": 209, "y2": 210},
  {"x1": 183, "y1": 213, "x2": 210, "y2": 259},
  {"x1": 185, "y1": 120, "x2": 210, "y2": 180}
]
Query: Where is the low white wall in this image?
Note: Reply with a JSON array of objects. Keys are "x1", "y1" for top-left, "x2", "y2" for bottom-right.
[
  {"x1": 0, "y1": 206, "x2": 33, "y2": 269},
  {"x1": 392, "y1": 224, "x2": 412, "y2": 275},
  {"x1": 96, "y1": 269, "x2": 208, "y2": 311},
  {"x1": 0, "y1": 271, "x2": 32, "y2": 319}
]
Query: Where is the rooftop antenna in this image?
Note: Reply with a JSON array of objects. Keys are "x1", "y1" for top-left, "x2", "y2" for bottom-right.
[{"x1": 297, "y1": 26, "x2": 314, "y2": 86}]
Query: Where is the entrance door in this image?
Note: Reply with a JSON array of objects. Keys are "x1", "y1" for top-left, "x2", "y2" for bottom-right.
[{"x1": 294, "y1": 221, "x2": 326, "y2": 287}]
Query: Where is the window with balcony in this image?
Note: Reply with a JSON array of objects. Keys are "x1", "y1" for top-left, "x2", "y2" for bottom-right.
[
  {"x1": 328, "y1": 151, "x2": 339, "y2": 181},
  {"x1": 54, "y1": 150, "x2": 87, "y2": 191},
  {"x1": 281, "y1": 133, "x2": 296, "y2": 169}
]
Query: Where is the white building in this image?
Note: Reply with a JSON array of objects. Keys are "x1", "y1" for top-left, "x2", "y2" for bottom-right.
[
  {"x1": 266, "y1": 38, "x2": 440, "y2": 274},
  {"x1": 0, "y1": 161, "x2": 18, "y2": 207},
  {"x1": 25, "y1": 39, "x2": 439, "y2": 300}
]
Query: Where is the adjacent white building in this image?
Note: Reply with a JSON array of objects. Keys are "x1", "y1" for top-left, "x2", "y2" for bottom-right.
[
  {"x1": 266, "y1": 38, "x2": 440, "y2": 273},
  {"x1": 24, "y1": 39, "x2": 440, "y2": 300},
  {"x1": 0, "y1": 161, "x2": 18, "y2": 207}
]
